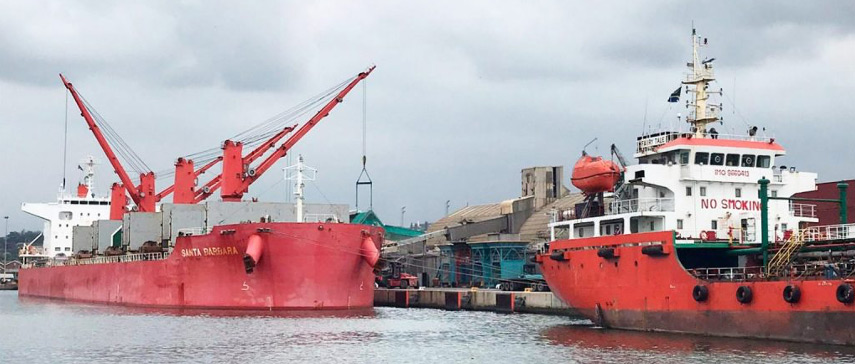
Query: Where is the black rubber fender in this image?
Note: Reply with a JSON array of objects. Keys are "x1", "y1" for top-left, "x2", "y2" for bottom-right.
[
  {"x1": 641, "y1": 245, "x2": 666, "y2": 256},
  {"x1": 736, "y1": 285, "x2": 753, "y2": 304},
  {"x1": 837, "y1": 283, "x2": 854, "y2": 304},
  {"x1": 783, "y1": 285, "x2": 801, "y2": 304},
  {"x1": 692, "y1": 285, "x2": 709, "y2": 302},
  {"x1": 597, "y1": 248, "x2": 616, "y2": 259},
  {"x1": 549, "y1": 250, "x2": 567, "y2": 261}
]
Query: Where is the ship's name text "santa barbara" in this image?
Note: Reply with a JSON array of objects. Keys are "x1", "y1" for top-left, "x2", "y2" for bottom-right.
[{"x1": 181, "y1": 246, "x2": 239, "y2": 257}]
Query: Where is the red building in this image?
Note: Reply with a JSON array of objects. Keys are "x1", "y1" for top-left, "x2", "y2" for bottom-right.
[{"x1": 793, "y1": 180, "x2": 855, "y2": 226}]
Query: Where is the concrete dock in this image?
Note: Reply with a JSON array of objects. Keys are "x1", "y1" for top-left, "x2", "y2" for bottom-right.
[{"x1": 374, "y1": 288, "x2": 579, "y2": 316}]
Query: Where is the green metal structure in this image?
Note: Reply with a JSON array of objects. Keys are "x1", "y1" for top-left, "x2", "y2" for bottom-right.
[{"x1": 349, "y1": 210, "x2": 423, "y2": 241}]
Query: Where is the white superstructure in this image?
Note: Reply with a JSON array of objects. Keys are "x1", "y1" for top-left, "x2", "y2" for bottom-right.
[
  {"x1": 21, "y1": 156, "x2": 111, "y2": 258},
  {"x1": 550, "y1": 29, "x2": 818, "y2": 245}
]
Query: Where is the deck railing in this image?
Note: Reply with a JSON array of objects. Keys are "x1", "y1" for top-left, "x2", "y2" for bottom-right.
[
  {"x1": 789, "y1": 202, "x2": 817, "y2": 218},
  {"x1": 801, "y1": 223, "x2": 855, "y2": 243},
  {"x1": 22, "y1": 252, "x2": 168, "y2": 268},
  {"x1": 691, "y1": 261, "x2": 855, "y2": 282},
  {"x1": 609, "y1": 198, "x2": 674, "y2": 215},
  {"x1": 303, "y1": 214, "x2": 341, "y2": 223},
  {"x1": 177, "y1": 227, "x2": 208, "y2": 236},
  {"x1": 636, "y1": 130, "x2": 774, "y2": 154},
  {"x1": 689, "y1": 266, "x2": 764, "y2": 281}
]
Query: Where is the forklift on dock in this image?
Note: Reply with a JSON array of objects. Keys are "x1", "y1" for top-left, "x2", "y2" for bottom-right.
[{"x1": 376, "y1": 261, "x2": 419, "y2": 289}]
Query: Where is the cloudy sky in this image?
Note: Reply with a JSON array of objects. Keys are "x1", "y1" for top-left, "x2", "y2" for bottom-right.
[{"x1": 1, "y1": 1, "x2": 854, "y2": 232}]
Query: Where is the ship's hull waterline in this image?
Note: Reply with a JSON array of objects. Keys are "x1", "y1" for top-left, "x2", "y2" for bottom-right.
[
  {"x1": 19, "y1": 222, "x2": 383, "y2": 310},
  {"x1": 540, "y1": 231, "x2": 855, "y2": 345}
]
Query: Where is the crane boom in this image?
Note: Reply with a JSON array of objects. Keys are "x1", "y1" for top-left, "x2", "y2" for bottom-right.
[
  {"x1": 242, "y1": 126, "x2": 296, "y2": 164},
  {"x1": 610, "y1": 143, "x2": 630, "y2": 170},
  {"x1": 220, "y1": 66, "x2": 375, "y2": 201},
  {"x1": 60, "y1": 74, "x2": 154, "y2": 211}
]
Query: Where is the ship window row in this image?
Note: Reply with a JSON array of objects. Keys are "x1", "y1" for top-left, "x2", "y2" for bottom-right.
[
  {"x1": 64, "y1": 200, "x2": 110, "y2": 205},
  {"x1": 686, "y1": 185, "x2": 744, "y2": 198},
  {"x1": 641, "y1": 150, "x2": 771, "y2": 168},
  {"x1": 694, "y1": 152, "x2": 771, "y2": 168}
]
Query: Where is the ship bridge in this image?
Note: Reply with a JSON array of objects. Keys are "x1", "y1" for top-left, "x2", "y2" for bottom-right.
[{"x1": 551, "y1": 29, "x2": 818, "y2": 248}]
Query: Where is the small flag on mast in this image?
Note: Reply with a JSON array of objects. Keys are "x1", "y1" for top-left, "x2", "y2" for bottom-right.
[{"x1": 667, "y1": 86, "x2": 681, "y2": 103}]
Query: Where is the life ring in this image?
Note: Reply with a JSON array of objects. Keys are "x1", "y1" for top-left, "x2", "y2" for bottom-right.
[
  {"x1": 783, "y1": 285, "x2": 801, "y2": 304},
  {"x1": 692, "y1": 285, "x2": 709, "y2": 302},
  {"x1": 736, "y1": 286, "x2": 753, "y2": 304},
  {"x1": 837, "y1": 284, "x2": 854, "y2": 304}
]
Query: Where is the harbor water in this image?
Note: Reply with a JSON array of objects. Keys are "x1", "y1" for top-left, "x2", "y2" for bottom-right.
[{"x1": 1, "y1": 291, "x2": 854, "y2": 363}]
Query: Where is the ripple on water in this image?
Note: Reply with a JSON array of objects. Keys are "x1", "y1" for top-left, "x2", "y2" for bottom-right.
[{"x1": 1, "y1": 292, "x2": 854, "y2": 364}]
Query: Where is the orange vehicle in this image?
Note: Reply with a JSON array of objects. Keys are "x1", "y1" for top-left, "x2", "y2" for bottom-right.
[{"x1": 376, "y1": 261, "x2": 419, "y2": 289}]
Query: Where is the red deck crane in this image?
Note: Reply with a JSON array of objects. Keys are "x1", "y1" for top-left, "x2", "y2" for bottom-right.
[
  {"x1": 198, "y1": 66, "x2": 375, "y2": 202},
  {"x1": 60, "y1": 66, "x2": 374, "y2": 216},
  {"x1": 61, "y1": 74, "x2": 157, "y2": 214}
]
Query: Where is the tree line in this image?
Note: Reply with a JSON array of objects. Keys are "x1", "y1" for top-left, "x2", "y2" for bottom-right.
[{"x1": 2, "y1": 230, "x2": 43, "y2": 261}]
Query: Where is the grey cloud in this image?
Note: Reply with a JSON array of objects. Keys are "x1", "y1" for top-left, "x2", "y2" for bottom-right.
[{"x1": 1, "y1": 1, "x2": 855, "y2": 231}]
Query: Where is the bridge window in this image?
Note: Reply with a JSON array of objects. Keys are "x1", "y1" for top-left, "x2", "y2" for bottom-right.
[
  {"x1": 710, "y1": 153, "x2": 724, "y2": 166},
  {"x1": 741, "y1": 154, "x2": 756, "y2": 167},
  {"x1": 695, "y1": 152, "x2": 709, "y2": 165},
  {"x1": 700, "y1": 186, "x2": 707, "y2": 196},
  {"x1": 686, "y1": 186, "x2": 692, "y2": 196},
  {"x1": 757, "y1": 155, "x2": 771, "y2": 168},
  {"x1": 725, "y1": 154, "x2": 740, "y2": 166},
  {"x1": 677, "y1": 219, "x2": 683, "y2": 229},
  {"x1": 711, "y1": 220, "x2": 718, "y2": 229},
  {"x1": 735, "y1": 188, "x2": 742, "y2": 198},
  {"x1": 679, "y1": 150, "x2": 689, "y2": 165}
]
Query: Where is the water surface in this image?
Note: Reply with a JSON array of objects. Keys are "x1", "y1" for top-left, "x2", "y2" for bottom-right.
[{"x1": 1, "y1": 291, "x2": 853, "y2": 363}]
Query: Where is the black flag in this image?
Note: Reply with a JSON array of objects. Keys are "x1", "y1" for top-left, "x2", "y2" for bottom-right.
[{"x1": 667, "y1": 86, "x2": 681, "y2": 103}]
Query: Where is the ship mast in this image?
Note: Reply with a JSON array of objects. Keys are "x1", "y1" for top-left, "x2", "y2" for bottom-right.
[
  {"x1": 683, "y1": 28, "x2": 722, "y2": 138},
  {"x1": 81, "y1": 156, "x2": 97, "y2": 197},
  {"x1": 285, "y1": 155, "x2": 316, "y2": 223}
]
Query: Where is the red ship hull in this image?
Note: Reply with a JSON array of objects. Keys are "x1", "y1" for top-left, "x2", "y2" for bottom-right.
[
  {"x1": 18, "y1": 222, "x2": 383, "y2": 310},
  {"x1": 539, "y1": 231, "x2": 855, "y2": 345}
]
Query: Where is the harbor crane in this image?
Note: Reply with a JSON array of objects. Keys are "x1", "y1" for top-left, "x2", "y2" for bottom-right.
[{"x1": 61, "y1": 66, "x2": 374, "y2": 218}]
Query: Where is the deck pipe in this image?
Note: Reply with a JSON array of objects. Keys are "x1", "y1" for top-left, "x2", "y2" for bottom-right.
[
  {"x1": 838, "y1": 182, "x2": 848, "y2": 224},
  {"x1": 759, "y1": 177, "x2": 770, "y2": 272}
]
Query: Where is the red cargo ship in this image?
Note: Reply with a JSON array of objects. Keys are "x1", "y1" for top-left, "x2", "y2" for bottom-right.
[
  {"x1": 537, "y1": 30, "x2": 855, "y2": 345},
  {"x1": 18, "y1": 67, "x2": 383, "y2": 310},
  {"x1": 19, "y1": 223, "x2": 382, "y2": 309}
]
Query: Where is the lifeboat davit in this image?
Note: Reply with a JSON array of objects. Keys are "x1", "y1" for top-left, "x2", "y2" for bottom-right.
[{"x1": 571, "y1": 154, "x2": 622, "y2": 194}]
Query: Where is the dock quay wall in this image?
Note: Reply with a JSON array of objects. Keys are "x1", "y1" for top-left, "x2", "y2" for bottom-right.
[{"x1": 374, "y1": 288, "x2": 579, "y2": 316}]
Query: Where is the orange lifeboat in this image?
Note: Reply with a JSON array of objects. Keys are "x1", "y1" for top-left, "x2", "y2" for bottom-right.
[{"x1": 571, "y1": 154, "x2": 622, "y2": 194}]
